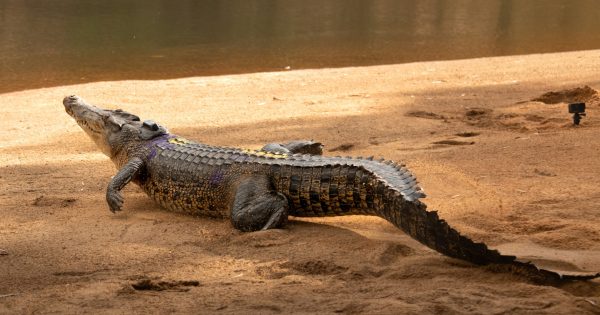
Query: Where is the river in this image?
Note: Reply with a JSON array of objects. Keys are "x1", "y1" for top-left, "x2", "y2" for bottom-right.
[{"x1": 1, "y1": 0, "x2": 599, "y2": 93}]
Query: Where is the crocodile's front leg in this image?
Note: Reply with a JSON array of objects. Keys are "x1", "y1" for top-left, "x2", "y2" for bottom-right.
[
  {"x1": 106, "y1": 157, "x2": 144, "y2": 213},
  {"x1": 261, "y1": 140, "x2": 323, "y2": 155},
  {"x1": 230, "y1": 175, "x2": 288, "y2": 232}
]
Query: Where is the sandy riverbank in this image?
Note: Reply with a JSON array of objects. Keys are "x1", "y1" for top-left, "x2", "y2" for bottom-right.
[{"x1": 1, "y1": 50, "x2": 600, "y2": 314}]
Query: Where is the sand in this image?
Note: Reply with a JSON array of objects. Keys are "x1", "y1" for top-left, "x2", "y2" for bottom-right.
[{"x1": 1, "y1": 50, "x2": 600, "y2": 314}]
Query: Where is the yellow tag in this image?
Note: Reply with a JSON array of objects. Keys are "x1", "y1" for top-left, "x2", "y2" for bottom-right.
[
  {"x1": 168, "y1": 137, "x2": 191, "y2": 145},
  {"x1": 242, "y1": 148, "x2": 287, "y2": 159}
]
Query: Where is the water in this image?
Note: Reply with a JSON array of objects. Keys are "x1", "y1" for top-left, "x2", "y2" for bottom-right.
[{"x1": 2, "y1": 0, "x2": 600, "y2": 93}]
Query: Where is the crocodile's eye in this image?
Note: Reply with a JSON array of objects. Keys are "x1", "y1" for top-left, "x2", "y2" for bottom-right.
[{"x1": 143, "y1": 120, "x2": 159, "y2": 131}]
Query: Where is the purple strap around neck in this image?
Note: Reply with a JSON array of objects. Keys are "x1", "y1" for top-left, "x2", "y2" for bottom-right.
[{"x1": 146, "y1": 134, "x2": 176, "y2": 160}]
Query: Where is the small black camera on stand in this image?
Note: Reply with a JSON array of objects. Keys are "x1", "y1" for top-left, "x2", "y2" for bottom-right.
[{"x1": 568, "y1": 102, "x2": 586, "y2": 125}]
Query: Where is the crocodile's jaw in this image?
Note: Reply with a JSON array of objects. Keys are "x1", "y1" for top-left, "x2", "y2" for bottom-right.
[{"x1": 63, "y1": 95, "x2": 119, "y2": 157}]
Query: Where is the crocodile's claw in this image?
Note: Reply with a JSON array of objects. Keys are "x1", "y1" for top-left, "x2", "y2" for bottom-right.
[{"x1": 107, "y1": 189, "x2": 124, "y2": 213}]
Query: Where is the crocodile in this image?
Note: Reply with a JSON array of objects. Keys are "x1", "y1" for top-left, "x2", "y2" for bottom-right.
[{"x1": 63, "y1": 95, "x2": 599, "y2": 284}]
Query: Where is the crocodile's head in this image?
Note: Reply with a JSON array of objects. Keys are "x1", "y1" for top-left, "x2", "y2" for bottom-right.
[{"x1": 63, "y1": 95, "x2": 168, "y2": 158}]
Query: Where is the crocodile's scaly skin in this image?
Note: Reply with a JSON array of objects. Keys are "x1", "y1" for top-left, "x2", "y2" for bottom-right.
[
  {"x1": 139, "y1": 135, "x2": 424, "y2": 219},
  {"x1": 63, "y1": 95, "x2": 599, "y2": 284}
]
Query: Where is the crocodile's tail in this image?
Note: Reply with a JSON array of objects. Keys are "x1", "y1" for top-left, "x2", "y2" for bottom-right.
[
  {"x1": 277, "y1": 157, "x2": 598, "y2": 283},
  {"x1": 377, "y1": 188, "x2": 600, "y2": 284}
]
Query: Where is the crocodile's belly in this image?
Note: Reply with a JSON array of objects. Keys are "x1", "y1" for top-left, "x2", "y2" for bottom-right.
[
  {"x1": 141, "y1": 178, "x2": 230, "y2": 218},
  {"x1": 139, "y1": 161, "x2": 239, "y2": 218}
]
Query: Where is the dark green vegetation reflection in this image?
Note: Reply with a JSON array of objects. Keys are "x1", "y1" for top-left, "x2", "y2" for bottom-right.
[{"x1": 2, "y1": 0, "x2": 600, "y2": 93}]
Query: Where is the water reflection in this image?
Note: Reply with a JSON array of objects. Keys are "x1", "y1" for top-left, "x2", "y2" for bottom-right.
[{"x1": 1, "y1": 0, "x2": 599, "y2": 93}]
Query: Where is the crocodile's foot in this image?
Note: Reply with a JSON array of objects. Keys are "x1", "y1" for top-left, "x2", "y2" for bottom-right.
[
  {"x1": 106, "y1": 189, "x2": 124, "y2": 213},
  {"x1": 231, "y1": 175, "x2": 288, "y2": 232}
]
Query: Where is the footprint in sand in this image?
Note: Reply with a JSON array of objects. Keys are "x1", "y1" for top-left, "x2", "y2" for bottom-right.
[
  {"x1": 328, "y1": 143, "x2": 355, "y2": 152},
  {"x1": 455, "y1": 132, "x2": 480, "y2": 137},
  {"x1": 256, "y1": 259, "x2": 348, "y2": 279},
  {"x1": 405, "y1": 110, "x2": 447, "y2": 120},
  {"x1": 377, "y1": 243, "x2": 415, "y2": 265},
  {"x1": 283, "y1": 259, "x2": 348, "y2": 276},
  {"x1": 32, "y1": 195, "x2": 77, "y2": 207},
  {"x1": 128, "y1": 277, "x2": 200, "y2": 292},
  {"x1": 432, "y1": 140, "x2": 475, "y2": 146}
]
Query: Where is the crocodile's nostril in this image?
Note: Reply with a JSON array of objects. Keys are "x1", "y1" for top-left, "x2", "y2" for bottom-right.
[{"x1": 63, "y1": 95, "x2": 81, "y2": 108}]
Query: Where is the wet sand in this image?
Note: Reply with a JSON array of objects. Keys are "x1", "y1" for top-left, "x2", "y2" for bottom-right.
[{"x1": 1, "y1": 50, "x2": 600, "y2": 314}]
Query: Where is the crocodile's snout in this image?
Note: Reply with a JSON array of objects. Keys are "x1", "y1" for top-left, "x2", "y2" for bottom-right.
[
  {"x1": 62, "y1": 95, "x2": 106, "y2": 126},
  {"x1": 63, "y1": 95, "x2": 78, "y2": 102},
  {"x1": 63, "y1": 95, "x2": 81, "y2": 115},
  {"x1": 63, "y1": 95, "x2": 80, "y2": 106}
]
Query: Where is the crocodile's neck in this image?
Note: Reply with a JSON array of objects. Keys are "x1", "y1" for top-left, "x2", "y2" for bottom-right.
[{"x1": 109, "y1": 133, "x2": 171, "y2": 169}]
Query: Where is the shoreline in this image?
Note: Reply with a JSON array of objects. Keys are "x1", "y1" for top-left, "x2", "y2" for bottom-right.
[
  {"x1": 3, "y1": 48, "x2": 600, "y2": 96},
  {"x1": 7, "y1": 48, "x2": 598, "y2": 94}
]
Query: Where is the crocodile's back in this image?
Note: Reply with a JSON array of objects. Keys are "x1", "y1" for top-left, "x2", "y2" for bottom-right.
[{"x1": 136, "y1": 135, "x2": 424, "y2": 219}]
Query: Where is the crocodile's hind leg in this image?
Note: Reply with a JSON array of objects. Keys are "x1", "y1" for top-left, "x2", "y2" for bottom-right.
[
  {"x1": 230, "y1": 175, "x2": 289, "y2": 232},
  {"x1": 261, "y1": 140, "x2": 323, "y2": 155}
]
